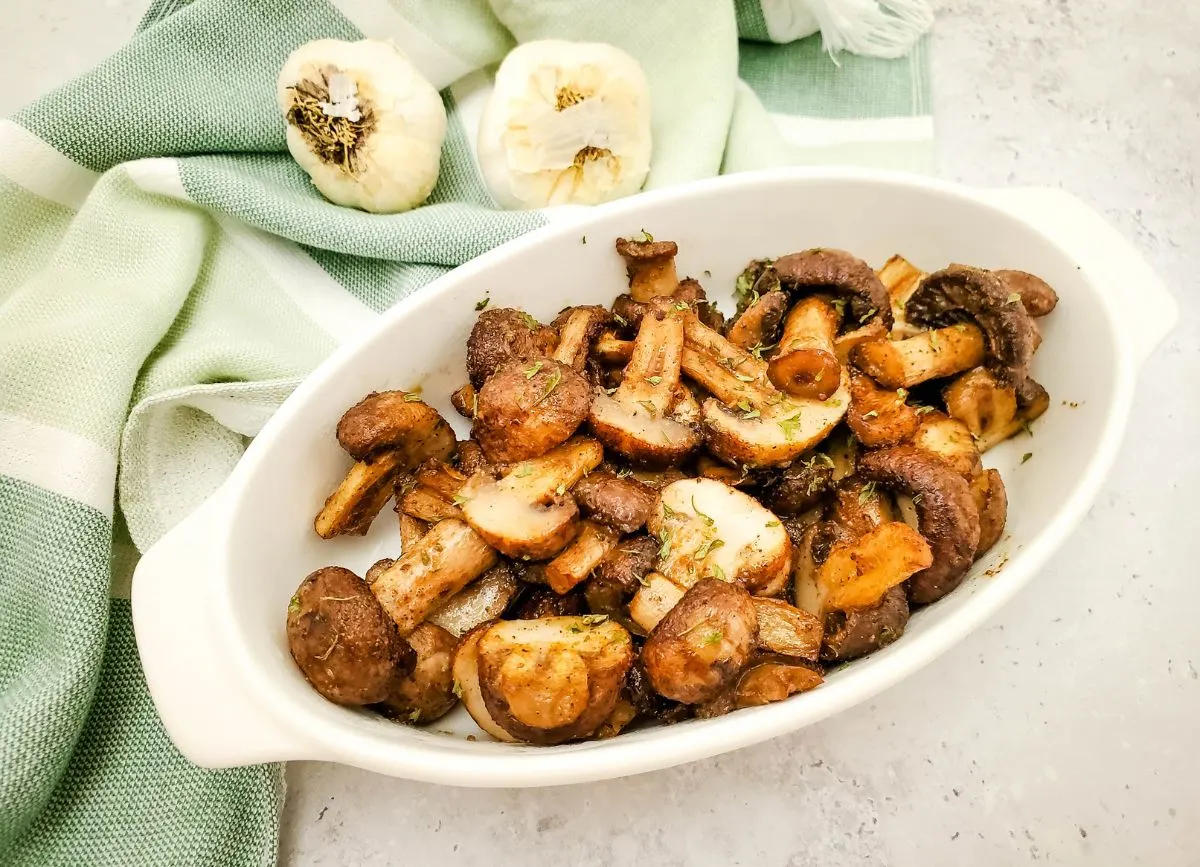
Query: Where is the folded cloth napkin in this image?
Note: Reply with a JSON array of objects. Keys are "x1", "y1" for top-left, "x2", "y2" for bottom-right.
[{"x1": 0, "y1": 1, "x2": 931, "y2": 863}]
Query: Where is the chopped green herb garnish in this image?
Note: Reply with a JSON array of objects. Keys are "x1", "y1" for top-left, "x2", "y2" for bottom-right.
[
  {"x1": 734, "y1": 373, "x2": 754, "y2": 383},
  {"x1": 1021, "y1": 452, "x2": 1033, "y2": 464},
  {"x1": 691, "y1": 496, "x2": 714, "y2": 526},
  {"x1": 637, "y1": 399, "x2": 658, "y2": 416},
  {"x1": 694, "y1": 538, "x2": 725, "y2": 559},
  {"x1": 475, "y1": 297, "x2": 490, "y2": 311},
  {"x1": 859, "y1": 306, "x2": 877, "y2": 324},
  {"x1": 519, "y1": 311, "x2": 540, "y2": 330},
  {"x1": 402, "y1": 392, "x2": 422, "y2": 402},
  {"x1": 858, "y1": 481, "x2": 878, "y2": 505},
  {"x1": 613, "y1": 313, "x2": 628, "y2": 326},
  {"x1": 701, "y1": 630, "x2": 723, "y2": 647},
  {"x1": 1007, "y1": 292, "x2": 1022, "y2": 305},
  {"x1": 646, "y1": 375, "x2": 662, "y2": 386},
  {"x1": 514, "y1": 465, "x2": 533, "y2": 478},
  {"x1": 661, "y1": 501, "x2": 678, "y2": 519},
  {"x1": 915, "y1": 405, "x2": 936, "y2": 415},
  {"x1": 581, "y1": 614, "x2": 609, "y2": 625},
  {"x1": 862, "y1": 410, "x2": 879, "y2": 420},
  {"x1": 288, "y1": 594, "x2": 301, "y2": 614},
  {"x1": 928, "y1": 332, "x2": 941, "y2": 350},
  {"x1": 535, "y1": 369, "x2": 563, "y2": 404},
  {"x1": 896, "y1": 388, "x2": 908, "y2": 400},
  {"x1": 451, "y1": 493, "x2": 469, "y2": 507},
  {"x1": 524, "y1": 361, "x2": 545, "y2": 379},
  {"x1": 657, "y1": 531, "x2": 672, "y2": 561},
  {"x1": 581, "y1": 235, "x2": 587, "y2": 245},
  {"x1": 555, "y1": 483, "x2": 566, "y2": 496},
  {"x1": 710, "y1": 563, "x2": 726, "y2": 581},
  {"x1": 638, "y1": 228, "x2": 654, "y2": 242},
  {"x1": 673, "y1": 301, "x2": 689, "y2": 311},
  {"x1": 452, "y1": 680, "x2": 463, "y2": 699},
  {"x1": 765, "y1": 521, "x2": 780, "y2": 528},
  {"x1": 777, "y1": 412, "x2": 803, "y2": 441}
]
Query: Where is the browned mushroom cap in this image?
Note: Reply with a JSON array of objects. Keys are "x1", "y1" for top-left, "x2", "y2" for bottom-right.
[
  {"x1": 427, "y1": 561, "x2": 521, "y2": 637},
  {"x1": 571, "y1": 471, "x2": 657, "y2": 535},
  {"x1": 725, "y1": 289, "x2": 788, "y2": 350},
  {"x1": 641, "y1": 578, "x2": 759, "y2": 704},
  {"x1": 771, "y1": 248, "x2": 893, "y2": 331},
  {"x1": 287, "y1": 566, "x2": 415, "y2": 706},
  {"x1": 970, "y1": 468, "x2": 1008, "y2": 558},
  {"x1": 450, "y1": 383, "x2": 477, "y2": 420},
  {"x1": 375, "y1": 622, "x2": 459, "y2": 725},
  {"x1": 585, "y1": 534, "x2": 659, "y2": 622},
  {"x1": 454, "y1": 439, "x2": 494, "y2": 477},
  {"x1": 615, "y1": 237, "x2": 679, "y2": 302},
  {"x1": 336, "y1": 392, "x2": 457, "y2": 463},
  {"x1": 472, "y1": 358, "x2": 590, "y2": 463},
  {"x1": 856, "y1": 446, "x2": 981, "y2": 604},
  {"x1": 905, "y1": 265, "x2": 1037, "y2": 393},
  {"x1": 611, "y1": 279, "x2": 723, "y2": 334},
  {"x1": 623, "y1": 657, "x2": 694, "y2": 724},
  {"x1": 465, "y1": 308, "x2": 558, "y2": 389},
  {"x1": 820, "y1": 584, "x2": 910, "y2": 662},
  {"x1": 995, "y1": 269, "x2": 1058, "y2": 317},
  {"x1": 756, "y1": 452, "x2": 835, "y2": 516}
]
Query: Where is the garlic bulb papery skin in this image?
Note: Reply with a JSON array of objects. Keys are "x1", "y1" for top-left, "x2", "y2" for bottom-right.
[
  {"x1": 277, "y1": 39, "x2": 447, "y2": 214},
  {"x1": 478, "y1": 40, "x2": 652, "y2": 210}
]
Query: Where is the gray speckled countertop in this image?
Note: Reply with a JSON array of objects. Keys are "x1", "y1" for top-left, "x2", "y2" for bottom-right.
[{"x1": 5, "y1": 1, "x2": 1198, "y2": 864}]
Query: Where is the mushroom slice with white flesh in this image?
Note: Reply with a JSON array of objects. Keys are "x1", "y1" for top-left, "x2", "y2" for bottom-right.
[
  {"x1": 427, "y1": 562, "x2": 521, "y2": 637},
  {"x1": 943, "y1": 367, "x2": 1048, "y2": 451},
  {"x1": 543, "y1": 520, "x2": 621, "y2": 595},
  {"x1": 646, "y1": 477, "x2": 792, "y2": 596},
  {"x1": 369, "y1": 518, "x2": 498, "y2": 635},
  {"x1": 588, "y1": 301, "x2": 700, "y2": 467},
  {"x1": 314, "y1": 450, "x2": 406, "y2": 539},
  {"x1": 803, "y1": 520, "x2": 933, "y2": 616},
  {"x1": 459, "y1": 436, "x2": 604, "y2": 560},
  {"x1": 627, "y1": 571, "x2": 687, "y2": 634},
  {"x1": 876, "y1": 254, "x2": 926, "y2": 338},
  {"x1": 641, "y1": 578, "x2": 759, "y2": 705},
  {"x1": 335, "y1": 391, "x2": 457, "y2": 463},
  {"x1": 615, "y1": 236, "x2": 679, "y2": 302},
  {"x1": 851, "y1": 322, "x2": 986, "y2": 389},
  {"x1": 592, "y1": 331, "x2": 634, "y2": 365},
  {"x1": 856, "y1": 446, "x2": 982, "y2": 605},
  {"x1": 398, "y1": 511, "x2": 428, "y2": 550},
  {"x1": 767, "y1": 297, "x2": 842, "y2": 401},
  {"x1": 680, "y1": 313, "x2": 849, "y2": 467},
  {"x1": 452, "y1": 623, "x2": 518, "y2": 742},
  {"x1": 471, "y1": 616, "x2": 634, "y2": 744}
]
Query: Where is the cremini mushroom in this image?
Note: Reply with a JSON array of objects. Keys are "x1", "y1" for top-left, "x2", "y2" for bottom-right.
[
  {"x1": 846, "y1": 369, "x2": 921, "y2": 448},
  {"x1": 771, "y1": 248, "x2": 893, "y2": 332},
  {"x1": 571, "y1": 471, "x2": 657, "y2": 535},
  {"x1": 472, "y1": 357, "x2": 591, "y2": 463},
  {"x1": 588, "y1": 300, "x2": 701, "y2": 467},
  {"x1": 465, "y1": 307, "x2": 558, "y2": 389},
  {"x1": 426, "y1": 562, "x2": 521, "y2": 637},
  {"x1": 995, "y1": 269, "x2": 1058, "y2": 317},
  {"x1": 314, "y1": 450, "x2": 407, "y2": 539},
  {"x1": 970, "y1": 469, "x2": 1008, "y2": 558},
  {"x1": 615, "y1": 236, "x2": 679, "y2": 301},
  {"x1": 943, "y1": 367, "x2": 1048, "y2": 452},
  {"x1": 543, "y1": 520, "x2": 621, "y2": 594},
  {"x1": 725, "y1": 289, "x2": 788, "y2": 350},
  {"x1": 757, "y1": 452, "x2": 835, "y2": 516},
  {"x1": 856, "y1": 445, "x2": 982, "y2": 604},
  {"x1": 459, "y1": 436, "x2": 604, "y2": 560},
  {"x1": 375, "y1": 622, "x2": 458, "y2": 725},
  {"x1": 821, "y1": 585, "x2": 910, "y2": 662},
  {"x1": 767, "y1": 297, "x2": 843, "y2": 401},
  {"x1": 336, "y1": 392, "x2": 457, "y2": 463},
  {"x1": 551, "y1": 305, "x2": 613, "y2": 372},
  {"x1": 876, "y1": 253, "x2": 927, "y2": 338},
  {"x1": 851, "y1": 322, "x2": 986, "y2": 389},
  {"x1": 751, "y1": 597, "x2": 822, "y2": 661},
  {"x1": 909, "y1": 411, "x2": 982, "y2": 479}
]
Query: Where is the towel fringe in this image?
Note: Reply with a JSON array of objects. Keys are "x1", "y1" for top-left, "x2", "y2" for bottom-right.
[{"x1": 804, "y1": 0, "x2": 934, "y2": 60}]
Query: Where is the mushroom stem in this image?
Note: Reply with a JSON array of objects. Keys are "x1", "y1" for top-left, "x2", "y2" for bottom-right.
[
  {"x1": 852, "y1": 323, "x2": 985, "y2": 389},
  {"x1": 616, "y1": 237, "x2": 680, "y2": 302},
  {"x1": 767, "y1": 298, "x2": 842, "y2": 400}
]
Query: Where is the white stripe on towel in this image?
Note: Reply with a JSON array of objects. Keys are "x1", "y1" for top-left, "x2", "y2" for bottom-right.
[
  {"x1": 0, "y1": 119, "x2": 99, "y2": 210},
  {"x1": 0, "y1": 410, "x2": 116, "y2": 519}
]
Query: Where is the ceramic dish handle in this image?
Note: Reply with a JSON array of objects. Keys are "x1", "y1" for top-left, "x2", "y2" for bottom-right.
[
  {"x1": 981, "y1": 186, "x2": 1179, "y2": 365},
  {"x1": 132, "y1": 487, "x2": 308, "y2": 767}
]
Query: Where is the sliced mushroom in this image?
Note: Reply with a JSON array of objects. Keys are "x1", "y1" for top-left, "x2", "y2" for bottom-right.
[
  {"x1": 856, "y1": 446, "x2": 982, "y2": 604},
  {"x1": 649, "y1": 477, "x2": 793, "y2": 596},
  {"x1": 751, "y1": 597, "x2": 822, "y2": 661},
  {"x1": 909, "y1": 411, "x2": 982, "y2": 479},
  {"x1": 833, "y1": 320, "x2": 888, "y2": 366},
  {"x1": 585, "y1": 535, "x2": 658, "y2": 625},
  {"x1": 615, "y1": 236, "x2": 680, "y2": 302},
  {"x1": 905, "y1": 264, "x2": 1037, "y2": 394},
  {"x1": 592, "y1": 331, "x2": 635, "y2": 365},
  {"x1": 459, "y1": 437, "x2": 604, "y2": 560},
  {"x1": 771, "y1": 248, "x2": 893, "y2": 331},
  {"x1": 427, "y1": 562, "x2": 521, "y2": 637},
  {"x1": 970, "y1": 468, "x2": 1008, "y2": 558},
  {"x1": 571, "y1": 471, "x2": 657, "y2": 535},
  {"x1": 828, "y1": 477, "x2": 897, "y2": 539},
  {"x1": 641, "y1": 578, "x2": 759, "y2": 704},
  {"x1": 588, "y1": 301, "x2": 700, "y2": 467},
  {"x1": 820, "y1": 585, "x2": 910, "y2": 662},
  {"x1": 846, "y1": 369, "x2": 920, "y2": 448},
  {"x1": 452, "y1": 622, "x2": 517, "y2": 742},
  {"x1": 995, "y1": 269, "x2": 1058, "y2": 317},
  {"x1": 314, "y1": 450, "x2": 406, "y2": 539},
  {"x1": 680, "y1": 313, "x2": 849, "y2": 467},
  {"x1": 365, "y1": 558, "x2": 395, "y2": 585},
  {"x1": 767, "y1": 297, "x2": 842, "y2": 401},
  {"x1": 474, "y1": 616, "x2": 634, "y2": 744},
  {"x1": 450, "y1": 383, "x2": 477, "y2": 420},
  {"x1": 730, "y1": 655, "x2": 823, "y2": 708},
  {"x1": 287, "y1": 566, "x2": 415, "y2": 706},
  {"x1": 627, "y1": 571, "x2": 687, "y2": 633},
  {"x1": 543, "y1": 520, "x2": 621, "y2": 595},
  {"x1": 370, "y1": 519, "x2": 499, "y2": 635},
  {"x1": 509, "y1": 585, "x2": 586, "y2": 619},
  {"x1": 397, "y1": 459, "x2": 469, "y2": 523},
  {"x1": 595, "y1": 696, "x2": 640, "y2": 739},
  {"x1": 454, "y1": 439, "x2": 494, "y2": 477},
  {"x1": 851, "y1": 323, "x2": 986, "y2": 389},
  {"x1": 551, "y1": 305, "x2": 613, "y2": 371},
  {"x1": 811, "y1": 521, "x2": 933, "y2": 614},
  {"x1": 335, "y1": 392, "x2": 457, "y2": 465},
  {"x1": 472, "y1": 358, "x2": 591, "y2": 463},
  {"x1": 725, "y1": 289, "x2": 788, "y2": 350},
  {"x1": 876, "y1": 253, "x2": 926, "y2": 338},
  {"x1": 398, "y1": 513, "x2": 428, "y2": 551},
  {"x1": 466, "y1": 307, "x2": 558, "y2": 389},
  {"x1": 375, "y1": 622, "x2": 458, "y2": 725},
  {"x1": 944, "y1": 367, "x2": 1047, "y2": 451}
]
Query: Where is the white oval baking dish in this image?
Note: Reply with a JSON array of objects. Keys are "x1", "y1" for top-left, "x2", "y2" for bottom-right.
[{"x1": 132, "y1": 168, "x2": 1177, "y2": 787}]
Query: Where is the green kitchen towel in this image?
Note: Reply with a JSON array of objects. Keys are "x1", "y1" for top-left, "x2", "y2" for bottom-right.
[{"x1": 0, "y1": 0, "x2": 931, "y2": 863}]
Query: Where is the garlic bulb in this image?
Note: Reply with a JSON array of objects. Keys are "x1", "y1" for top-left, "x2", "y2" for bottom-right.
[
  {"x1": 478, "y1": 40, "x2": 652, "y2": 210},
  {"x1": 277, "y1": 39, "x2": 447, "y2": 214}
]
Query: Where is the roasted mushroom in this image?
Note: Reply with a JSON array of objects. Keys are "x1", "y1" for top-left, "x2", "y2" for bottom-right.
[
  {"x1": 615, "y1": 236, "x2": 679, "y2": 301},
  {"x1": 648, "y1": 477, "x2": 792, "y2": 596},
  {"x1": 468, "y1": 616, "x2": 634, "y2": 744},
  {"x1": 970, "y1": 468, "x2": 1008, "y2": 558},
  {"x1": 543, "y1": 520, "x2": 621, "y2": 595},
  {"x1": 465, "y1": 307, "x2": 558, "y2": 389},
  {"x1": 757, "y1": 452, "x2": 835, "y2": 516},
  {"x1": 588, "y1": 300, "x2": 700, "y2": 467},
  {"x1": 426, "y1": 562, "x2": 521, "y2": 637},
  {"x1": 851, "y1": 323, "x2": 986, "y2": 389},
  {"x1": 856, "y1": 446, "x2": 981, "y2": 604},
  {"x1": 472, "y1": 358, "x2": 591, "y2": 463},
  {"x1": 459, "y1": 437, "x2": 604, "y2": 560},
  {"x1": 376, "y1": 622, "x2": 458, "y2": 725},
  {"x1": 909, "y1": 411, "x2": 982, "y2": 479},
  {"x1": 336, "y1": 392, "x2": 456, "y2": 463},
  {"x1": 641, "y1": 578, "x2": 758, "y2": 704},
  {"x1": 751, "y1": 597, "x2": 822, "y2": 661},
  {"x1": 585, "y1": 535, "x2": 658, "y2": 623},
  {"x1": 314, "y1": 451, "x2": 407, "y2": 539},
  {"x1": 551, "y1": 305, "x2": 612, "y2": 372},
  {"x1": 627, "y1": 571, "x2": 687, "y2": 633},
  {"x1": 820, "y1": 585, "x2": 910, "y2": 662},
  {"x1": 767, "y1": 297, "x2": 842, "y2": 401},
  {"x1": 397, "y1": 460, "x2": 468, "y2": 523},
  {"x1": 771, "y1": 248, "x2": 893, "y2": 331},
  {"x1": 287, "y1": 566, "x2": 415, "y2": 706},
  {"x1": 571, "y1": 471, "x2": 657, "y2": 535},
  {"x1": 846, "y1": 369, "x2": 920, "y2": 448},
  {"x1": 943, "y1": 367, "x2": 1048, "y2": 452},
  {"x1": 370, "y1": 519, "x2": 499, "y2": 634},
  {"x1": 905, "y1": 264, "x2": 1037, "y2": 396},
  {"x1": 995, "y1": 269, "x2": 1058, "y2": 317},
  {"x1": 725, "y1": 289, "x2": 788, "y2": 350},
  {"x1": 699, "y1": 655, "x2": 824, "y2": 717},
  {"x1": 876, "y1": 253, "x2": 926, "y2": 338}
]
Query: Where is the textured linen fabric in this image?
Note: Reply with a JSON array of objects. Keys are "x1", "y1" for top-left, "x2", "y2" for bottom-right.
[{"x1": 0, "y1": 1, "x2": 931, "y2": 863}]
